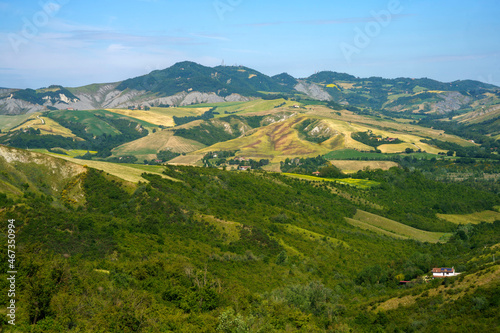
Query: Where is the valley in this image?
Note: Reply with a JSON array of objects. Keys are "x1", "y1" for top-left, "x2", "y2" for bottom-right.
[{"x1": 0, "y1": 62, "x2": 499, "y2": 332}]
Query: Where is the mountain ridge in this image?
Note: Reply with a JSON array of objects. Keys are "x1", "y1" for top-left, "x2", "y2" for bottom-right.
[{"x1": 0, "y1": 61, "x2": 498, "y2": 115}]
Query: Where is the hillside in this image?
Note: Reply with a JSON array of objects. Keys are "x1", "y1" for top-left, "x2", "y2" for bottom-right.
[{"x1": 0, "y1": 146, "x2": 498, "y2": 331}]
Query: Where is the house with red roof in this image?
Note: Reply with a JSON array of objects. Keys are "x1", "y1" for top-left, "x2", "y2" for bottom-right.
[{"x1": 432, "y1": 267, "x2": 460, "y2": 278}]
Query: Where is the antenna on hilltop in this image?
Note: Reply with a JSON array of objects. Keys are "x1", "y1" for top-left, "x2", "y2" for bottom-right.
[{"x1": 221, "y1": 59, "x2": 225, "y2": 67}]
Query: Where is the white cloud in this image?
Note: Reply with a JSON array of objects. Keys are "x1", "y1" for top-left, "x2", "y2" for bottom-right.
[{"x1": 106, "y1": 43, "x2": 131, "y2": 53}]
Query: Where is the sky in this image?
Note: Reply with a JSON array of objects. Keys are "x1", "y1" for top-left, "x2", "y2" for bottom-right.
[{"x1": 0, "y1": 0, "x2": 499, "y2": 89}]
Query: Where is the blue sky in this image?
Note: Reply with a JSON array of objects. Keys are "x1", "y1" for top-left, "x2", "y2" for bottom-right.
[{"x1": 0, "y1": 0, "x2": 499, "y2": 88}]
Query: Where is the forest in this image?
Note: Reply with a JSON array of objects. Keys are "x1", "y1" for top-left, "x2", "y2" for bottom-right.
[{"x1": 0, "y1": 159, "x2": 498, "y2": 332}]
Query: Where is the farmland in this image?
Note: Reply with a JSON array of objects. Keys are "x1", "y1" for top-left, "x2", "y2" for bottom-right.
[{"x1": 106, "y1": 107, "x2": 207, "y2": 127}]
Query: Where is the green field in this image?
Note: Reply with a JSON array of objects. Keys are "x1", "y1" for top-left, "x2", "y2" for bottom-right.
[
  {"x1": 437, "y1": 210, "x2": 500, "y2": 225},
  {"x1": 31, "y1": 148, "x2": 98, "y2": 157},
  {"x1": 45, "y1": 153, "x2": 178, "y2": 183},
  {"x1": 205, "y1": 99, "x2": 300, "y2": 117},
  {"x1": 324, "y1": 148, "x2": 441, "y2": 160},
  {"x1": 0, "y1": 114, "x2": 32, "y2": 131},
  {"x1": 49, "y1": 109, "x2": 157, "y2": 136},
  {"x1": 282, "y1": 173, "x2": 379, "y2": 188},
  {"x1": 347, "y1": 210, "x2": 449, "y2": 243}
]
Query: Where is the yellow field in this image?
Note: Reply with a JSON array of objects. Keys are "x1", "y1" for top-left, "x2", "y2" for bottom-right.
[
  {"x1": 282, "y1": 173, "x2": 378, "y2": 188},
  {"x1": 347, "y1": 210, "x2": 448, "y2": 243},
  {"x1": 307, "y1": 107, "x2": 474, "y2": 148},
  {"x1": 46, "y1": 154, "x2": 178, "y2": 183},
  {"x1": 112, "y1": 130, "x2": 206, "y2": 160},
  {"x1": 11, "y1": 115, "x2": 78, "y2": 138},
  {"x1": 214, "y1": 99, "x2": 300, "y2": 117},
  {"x1": 106, "y1": 107, "x2": 207, "y2": 127},
  {"x1": 167, "y1": 154, "x2": 204, "y2": 165},
  {"x1": 31, "y1": 149, "x2": 98, "y2": 157},
  {"x1": 197, "y1": 116, "x2": 333, "y2": 160},
  {"x1": 330, "y1": 160, "x2": 399, "y2": 173},
  {"x1": 437, "y1": 210, "x2": 500, "y2": 225}
]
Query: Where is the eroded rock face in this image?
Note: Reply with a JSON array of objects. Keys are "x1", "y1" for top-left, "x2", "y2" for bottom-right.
[
  {"x1": 0, "y1": 86, "x2": 251, "y2": 114},
  {"x1": 294, "y1": 81, "x2": 332, "y2": 101},
  {"x1": 0, "y1": 145, "x2": 85, "y2": 179}
]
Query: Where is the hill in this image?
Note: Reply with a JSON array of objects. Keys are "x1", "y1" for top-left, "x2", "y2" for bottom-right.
[
  {"x1": 1, "y1": 61, "x2": 498, "y2": 117},
  {"x1": 0, "y1": 146, "x2": 498, "y2": 331}
]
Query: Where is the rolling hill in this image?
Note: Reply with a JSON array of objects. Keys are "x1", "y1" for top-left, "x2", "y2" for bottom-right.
[
  {"x1": 0, "y1": 145, "x2": 498, "y2": 331},
  {"x1": 1, "y1": 61, "x2": 498, "y2": 117}
]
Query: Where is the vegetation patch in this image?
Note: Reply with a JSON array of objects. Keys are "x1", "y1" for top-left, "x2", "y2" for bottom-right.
[
  {"x1": 350, "y1": 210, "x2": 449, "y2": 243},
  {"x1": 437, "y1": 210, "x2": 500, "y2": 225}
]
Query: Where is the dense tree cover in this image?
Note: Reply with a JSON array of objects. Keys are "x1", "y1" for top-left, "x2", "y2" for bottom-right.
[
  {"x1": 0, "y1": 163, "x2": 499, "y2": 331},
  {"x1": 11, "y1": 86, "x2": 79, "y2": 105},
  {"x1": 156, "y1": 149, "x2": 181, "y2": 162},
  {"x1": 351, "y1": 131, "x2": 403, "y2": 148},
  {"x1": 295, "y1": 119, "x2": 332, "y2": 143},
  {"x1": 173, "y1": 108, "x2": 216, "y2": 126},
  {"x1": 46, "y1": 112, "x2": 148, "y2": 152},
  {"x1": 0, "y1": 130, "x2": 85, "y2": 150},
  {"x1": 280, "y1": 156, "x2": 330, "y2": 174},
  {"x1": 173, "y1": 115, "x2": 262, "y2": 146},
  {"x1": 351, "y1": 167, "x2": 499, "y2": 231},
  {"x1": 116, "y1": 61, "x2": 292, "y2": 98}
]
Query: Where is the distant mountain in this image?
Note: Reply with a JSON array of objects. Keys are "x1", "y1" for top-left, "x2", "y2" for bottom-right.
[
  {"x1": 272, "y1": 73, "x2": 299, "y2": 88},
  {"x1": 0, "y1": 61, "x2": 498, "y2": 115},
  {"x1": 117, "y1": 61, "x2": 293, "y2": 97}
]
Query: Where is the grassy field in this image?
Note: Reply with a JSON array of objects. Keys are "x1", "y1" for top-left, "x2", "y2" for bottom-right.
[
  {"x1": 0, "y1": 114, "x2": 33, "y2": 131},
  {"x1": 167, "y1": 154, "x2": 204, "y2": 166},
  {"x1": 11, "y1": 116, "x2": 79, "y2": 138},
  {"x1": 111, "y1": 130, "x2": 206, "y2": 160},
  {"x1": 307, "y1": 107, "x2": 475, "y2": 147},
  {"x1": 44, "y1": 153, "x2": 178, "y2": 183},
  {"x1": 436, "y1": 210, "x2": 500, "y2": 225},
  {"x1": 210, "y1": 99, "x2": 300, "y2": 117},
  {"x1": 282, "y1": 173, "x2": 379, "y2": 188},
  {"x1": 282, "y1": 224, "x2": 348, "y2": 248},
  {"x1": 330, "y1": 160, "x2": 399, "y2": 173},
  {"x1": 106, "y1": 107, "x2": 207, "y2": 127},
  {"x1": 345, "y1": 218, "x2": 409, "y2": 240},
  {"x1": 31, "y1": 148, "x2": 97, "y2": 157},
  {"x1": 347, "y1": 210, "x2": 449, "y2": 243}
]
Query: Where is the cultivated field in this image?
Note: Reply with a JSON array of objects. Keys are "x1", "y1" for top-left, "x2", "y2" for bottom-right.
[
  {"x1": 167, "y1": 154, "x2": 204, "y2": 165},
  {"x1": 346, "y1": 210, "x2": 448, "y2": 243},
  {"x1": 112, "y1": 130, "x2": 206, "y2": 160},
  {"x1": 12, "y1": 116, "x2": 78, "y2": 138},
  {"x1": 330, "y1": 160, "x2": 399, "y2": 173},
  {"x1": 46, "y1": 154, "x2": 177, "y2": 183},
  {"x1": 107, "y1": 107, "x2": 207, "y2": 127}
]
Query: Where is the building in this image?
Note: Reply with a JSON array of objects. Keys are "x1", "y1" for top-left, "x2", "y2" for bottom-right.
[
  {"x1": 432, "y1": 267, "x2": 460, "y2": 278},
  {"x1": 239, "y1": 166, "x2": 251, "y2": 171},
  {"x1": 312, "y1": 171, "x2": 321, "y2": 176}
]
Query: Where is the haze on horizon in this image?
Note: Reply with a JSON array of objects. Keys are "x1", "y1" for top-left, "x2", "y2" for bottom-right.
[{"x1": 0, "y1": 0, "x2": 499, "y2": 89}]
